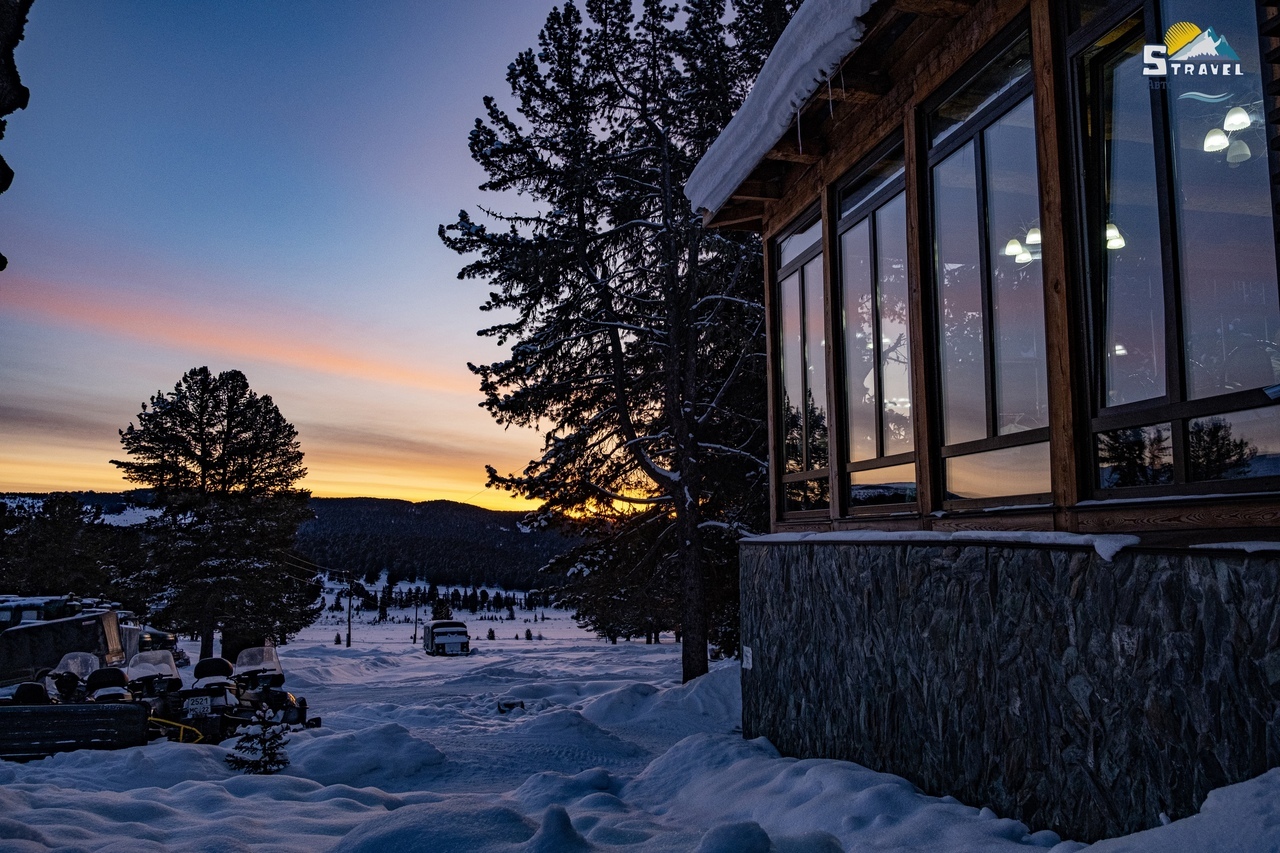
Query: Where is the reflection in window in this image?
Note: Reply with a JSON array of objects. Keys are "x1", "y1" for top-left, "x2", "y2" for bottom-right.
[
  {"x1": 1188, "y1": 406, "x2": 1280, "y2": 481},
  {"x1": 780, "y1": 271, "x2": 804, "y2": 473},
  {"x1": 804, "y1": 256, "x2": 829, "y2": 471},
  {"x1": 842, "y1": 193, "x2": 913, "y2": 462},
  {"x1": 778, "y1": 218, "x2": 823, "y2": 268},
  {"x1": 1082, "y1": 20, "x2": 1168, "y2": 406},
  {"x1": 935, "y1": 142, "x2": 987, "y2": 444},
  {"x1": 777, "y1": 219, "x2": 829, "y2": 515},
  {"x1": 779, "y1": 261, "x2": 829, "y2": 475},
  {"x1": 840, "y1": 148, "x2": 906, "y2": 218},
  {"x1": 1160, "y1": 0, "x2": 1280, "y2": 400},
  {"x1": 849, "y1": 464, "x2": 916, "y2": 507},
  {"x1": 930, "y1": 34, "x2": 1033, "y2": 147},
  {"x1": 985, "y1": 99, "x2": 1049, "y2": 434},
  {"x1": 785, "y1": 477, "x2": 831, "y2": 513},
  {"x1": 945, "y1": 443, "x2": 1051, "y2": 500},
  {"x1": 1096, "y1": 423, "x2": 1173, "y2": 488}
]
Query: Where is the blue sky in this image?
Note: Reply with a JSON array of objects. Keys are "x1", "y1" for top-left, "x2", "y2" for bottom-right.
[{"x1": 0, "y1": 1, "x2": 556, "y2": 507}]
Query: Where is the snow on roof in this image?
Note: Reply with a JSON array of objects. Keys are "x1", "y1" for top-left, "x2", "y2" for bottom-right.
[{"x1": 685, "y1": 0, "x2": 875, "y2": 219}]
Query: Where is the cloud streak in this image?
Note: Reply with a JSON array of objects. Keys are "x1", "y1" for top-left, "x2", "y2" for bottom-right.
[{"x1": 2, "y1": 273, "x2": 479, "y2": 397}]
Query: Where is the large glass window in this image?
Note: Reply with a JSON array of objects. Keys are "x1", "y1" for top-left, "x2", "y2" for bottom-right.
[
  {"x1": 776, "y1": 212, "x2": 830, "y2": 514},
  {"x1": 929, "y1": 32, "x2": 1052, "y2": 504},
  {"x1": 1076, "y1": 2, "x2": 1280, "y2": 494},
  {"x1": 837, "y1": 145, "x2": 915, "y2": 509}
]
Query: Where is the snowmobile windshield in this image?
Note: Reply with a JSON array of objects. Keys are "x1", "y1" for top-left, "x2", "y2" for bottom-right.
[
  {"x1": 52, "y1": 652, "x2": 99, "y2": 680},
  {"x1": 235, "y1": 646, "x2": 283, "y2": 675},
  {"x1": 128, "y1": 650, "x2": 179, "y2": 678}
]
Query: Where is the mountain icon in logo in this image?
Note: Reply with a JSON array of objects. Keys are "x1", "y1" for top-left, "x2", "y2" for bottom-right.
[{"x1": 1165, "y1": 21, "x2": 1241, "y2": 62}]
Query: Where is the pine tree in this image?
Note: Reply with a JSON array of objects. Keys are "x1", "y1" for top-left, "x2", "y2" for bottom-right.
[
  {"x1": 442, "y1": 0, "x2": 791, "y2": 682},
  {"x1": 111, "y1": 367, "x2": 320, "y2": 658},
  {"x1": 224, "y1": 708, "x2": 290, "y2": 775}
]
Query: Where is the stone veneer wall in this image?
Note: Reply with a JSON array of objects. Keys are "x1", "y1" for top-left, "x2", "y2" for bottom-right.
[{"x1": 739, "y1": 539, "x2": 1280, "y2": 841}]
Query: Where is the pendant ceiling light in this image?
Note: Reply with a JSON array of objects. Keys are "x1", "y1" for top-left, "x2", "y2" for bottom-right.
[
  {"x1": 1226, "y1": 138, "x2": 1251, "y2": 164},
  {"x1": 1203, "y1": 128, "x2": 1229, "y2": 152},
  {"x1": 1223, "y1": 107, "x2": 1251, "y2": 131}
]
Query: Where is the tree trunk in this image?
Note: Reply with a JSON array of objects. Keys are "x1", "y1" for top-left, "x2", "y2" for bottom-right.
[{"x1": 199, "y1": 621, "x2": 216, "y2": 660}]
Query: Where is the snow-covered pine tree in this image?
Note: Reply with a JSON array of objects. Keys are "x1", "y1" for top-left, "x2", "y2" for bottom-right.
[
  {"x1": 224, "y1": 708, "x2": 291, "y2": 775},
  {"x1": 442, "y1": 0, "x2": 792, "y2": 682}
]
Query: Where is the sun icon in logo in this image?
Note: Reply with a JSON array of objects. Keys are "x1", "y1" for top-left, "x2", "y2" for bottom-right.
[
  {"x1": 1162, "y1": 21, "x2": 1240, "y2": 61},
  {"x1": 1164, "y1": 21, "x2": 1202, "y2": 56}
]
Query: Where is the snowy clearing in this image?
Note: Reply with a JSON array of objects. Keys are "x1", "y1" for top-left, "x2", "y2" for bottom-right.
[{"x1": 3, "y1": 608, "x2": 1279, "y2": 852}]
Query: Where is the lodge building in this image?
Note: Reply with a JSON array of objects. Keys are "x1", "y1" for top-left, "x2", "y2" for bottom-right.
[{"x1": 687, "y1": 0, "x2": 1280, "y2": 840}]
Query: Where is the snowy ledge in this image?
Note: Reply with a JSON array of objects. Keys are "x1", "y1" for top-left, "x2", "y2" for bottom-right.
[
  {"x1": 743, "y1": 530, "x2": 1141, "y2": 562},
  {"x1": 685, "y1": 0, "x2": 874, "y2": 218}
]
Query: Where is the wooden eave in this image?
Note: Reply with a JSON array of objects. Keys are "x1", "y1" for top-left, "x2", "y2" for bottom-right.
[{"x1": 705, "y1": 0, "x2": 979, "y2": 231}]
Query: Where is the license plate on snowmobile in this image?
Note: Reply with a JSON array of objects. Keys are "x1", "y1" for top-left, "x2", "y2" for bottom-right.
[{"x1": 184, "y1": 696, "x2": 211, "y2": 717}]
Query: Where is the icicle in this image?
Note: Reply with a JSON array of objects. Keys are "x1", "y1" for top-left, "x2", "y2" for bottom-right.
[
  {"x1": 827, "y1": 76, "x2": 834, "y2": 117},
  {"x1": 796, "y1": 108, "x2": 803, "y2": 154}
]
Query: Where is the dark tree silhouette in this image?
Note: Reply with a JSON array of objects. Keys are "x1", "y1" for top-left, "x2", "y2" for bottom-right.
[{"x1": 111, "y1": 367, "x2": 319, "y2": 658}]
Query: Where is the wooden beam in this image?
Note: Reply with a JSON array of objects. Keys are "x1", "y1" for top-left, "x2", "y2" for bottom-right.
[
  {"x1": 730, "y1": 179, "x2": 784, "y2": 202},
  {"x1": 892, "y1": 0, "x2": 975, "y2": 17},
  {"x1": 707, "y1": 203, "x2": 765, "y2": 229},
  {"x1": 764, "y1": 140, "x2": 822, "y2": 165},
  {"x1": 831, "y1": 72, "x2": 892, "y2": 100}
]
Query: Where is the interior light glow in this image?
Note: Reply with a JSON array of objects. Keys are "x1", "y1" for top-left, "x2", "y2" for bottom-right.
[
  {"x1": 1226, "y1": 138, "x2": 1251, "y2": 164},
  {"x1": 1025, "y1": 227, "x2": 1042, "y2": 245},
  {"x1": 1004, "y1": 238, "x2": 1024, "y2": 256},
  {"x1": 1203, "y1": 128, "x2": 1229, "y2": 152},
  {"x1": 1223, "y1": 106, "x2": 1251, "y2": 131},
  {"x1": 1015, "y1": 251, "x2": 1033, "y2": 264},
  {"x1": 1114, "y1": 344, "x2": 1128, "y2": 356},
  {"x1": 1104, "y1": 222, "x2": 1125, "y2": 250}
]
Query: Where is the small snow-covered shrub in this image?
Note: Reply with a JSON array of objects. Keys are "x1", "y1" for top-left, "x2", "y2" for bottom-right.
[{"x1": 225, "y1": 709, "x2": 290, "y2": 775}]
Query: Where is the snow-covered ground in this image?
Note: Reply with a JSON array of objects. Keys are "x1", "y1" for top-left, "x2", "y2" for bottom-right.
[{"x1": 4, "y1": 606, "x2": 1280, "y2": 852}]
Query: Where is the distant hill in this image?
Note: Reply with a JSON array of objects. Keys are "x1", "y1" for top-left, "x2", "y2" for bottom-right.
[
  {"x1": 293, "y1": 497, "x2": 574, "y2": 590},
  {"x1": 5, "y1": 492, "x2": 573, "y2": 592}
]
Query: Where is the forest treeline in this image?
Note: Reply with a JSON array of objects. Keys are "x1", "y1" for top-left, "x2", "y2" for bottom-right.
[{"x1": 292, "y1": 498, "x2": 575, "y2": 590}]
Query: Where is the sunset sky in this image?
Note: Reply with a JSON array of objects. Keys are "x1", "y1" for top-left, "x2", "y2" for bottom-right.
[{"x1": 0, "y1": 2, "x2": 558, "y2": 509}]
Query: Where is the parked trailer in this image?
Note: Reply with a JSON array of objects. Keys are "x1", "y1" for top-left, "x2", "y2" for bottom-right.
[
  {"x1": 0, "y1": 702, "x2": 149, "y2": 761},
  {"x1": 0, "y1": 610, "x2": 126, "y2": 687},
  {"x1": 423, "y1": 620, "x2": 470, "y2": 656}
]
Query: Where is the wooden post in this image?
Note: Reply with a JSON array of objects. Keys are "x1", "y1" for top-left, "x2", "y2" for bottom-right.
[
  {"x1": 904, "y1": 107, "x2": 941, "y2": 523},
  {"x1": 1029, "y1": 0, "x2": 1083, "y2": 529}
]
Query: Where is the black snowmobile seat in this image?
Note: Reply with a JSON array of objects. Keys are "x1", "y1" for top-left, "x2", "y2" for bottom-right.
[
  {"x1": 194, "y1": 657, "x2": 234, "y2": 680},
  {"x1": 12, "y1": 681, "x2": 52, "y2": 705},
  {"x1": 85, "y1": 668, "x2": 129, "y2": 692}
]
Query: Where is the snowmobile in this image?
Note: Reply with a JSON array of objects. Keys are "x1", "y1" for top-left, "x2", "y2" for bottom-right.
[{"x1": 175, "y1": 646, "x2": 318, "y2": 742}]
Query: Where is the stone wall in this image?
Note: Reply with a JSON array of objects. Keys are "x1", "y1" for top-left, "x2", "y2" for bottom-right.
[{"x1": 739, "y1": 538, "x2": 1280, "y2": 841}]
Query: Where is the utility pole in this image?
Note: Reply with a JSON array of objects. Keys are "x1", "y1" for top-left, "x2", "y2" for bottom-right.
[
  {"x1": 346, "y1": 579, "x2": 353, "y2": 648},
  {"x1": 412, "y1": 594, "x2": 420, "y2": 644}
]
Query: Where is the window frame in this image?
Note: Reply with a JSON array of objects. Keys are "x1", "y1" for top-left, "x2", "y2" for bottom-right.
[
  {"x1": 1065, "y1": 0, "x2": 1280, "y2": 499},
  {"x1": 772, "y1": 204, "x2": 832, "y2": 520},
  {"x1": 922, "y1": 21, "x2": 1054, "y2": 508},
  {"x1": 831, "y1": 134, "x2": 920, "y2": 515}
]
